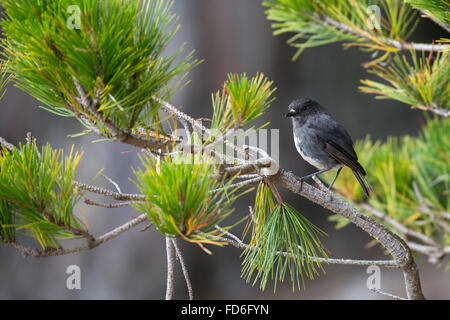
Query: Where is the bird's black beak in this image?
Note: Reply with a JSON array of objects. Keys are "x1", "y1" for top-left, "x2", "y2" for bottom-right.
[{"x1": 285, "y1": 110, "x2": 295, "y2": 118}]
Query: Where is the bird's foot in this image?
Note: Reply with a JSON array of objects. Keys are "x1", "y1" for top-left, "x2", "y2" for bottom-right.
[
  {"x1": 312, "y1": 175, "x2": 334, "y2": 201},
  {"x1": 293, "y1": 175, "x2": 304, "y2": 192}
]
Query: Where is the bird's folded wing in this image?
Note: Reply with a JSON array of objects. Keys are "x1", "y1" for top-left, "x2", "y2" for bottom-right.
[{"x1": 320, "y1": 138, "x2": 366, "y2": 176}]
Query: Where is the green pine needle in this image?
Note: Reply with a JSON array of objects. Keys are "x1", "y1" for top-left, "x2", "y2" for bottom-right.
[
  {"x1": 242, "y1": 183, "x2": 328, "y2": 291},
  {"x1": 1, "y1": 0, "x2": 199, "y2": 136},
  {"x1": 0, "y1": 142, "x2": 85, "y2": 248},
  {"x1": 405, "y1": 0, "x2": 450, "y2": 25},
  {"x1": 360, "y1": 51, "x2": 449, "y2": 113},
  {"x1": 263, "y1": 0, "x2": 419, "y2": 61},
  {"x1": 224, "y1": 73, "x2": 276, "y2": 127},
  {"x1": 0, "y1": 62, "x2": 12, "y2": 101},
  {"x1": 132, "y1": 153, "x2": 250, "y2": 245},
  {"x1": 210, "y1": 87, "x2": 234, "y2": 133},
  {"x1": 325, "y1": 117, "x2": 449, "y2": 253}
]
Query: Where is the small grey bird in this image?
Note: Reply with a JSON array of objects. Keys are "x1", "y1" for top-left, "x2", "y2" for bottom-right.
[{"x1": 286, "y1": 98, "x2": 371, "y2": 197}]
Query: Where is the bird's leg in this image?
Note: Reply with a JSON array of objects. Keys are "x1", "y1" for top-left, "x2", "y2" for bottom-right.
[
  {"x1": 300, "y1": 168, "x2": 330, "y2": 181},
  {"x1": 292, "y1": 174, "x2": 305, "y2": 192},
  {"x1": 328, "y1": 167, "x2": 342, "y2": 191}
]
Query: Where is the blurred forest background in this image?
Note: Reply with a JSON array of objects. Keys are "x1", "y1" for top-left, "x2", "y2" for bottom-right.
[{"x1": 0, "y1": 0, "x2": 448, "y2": 299}]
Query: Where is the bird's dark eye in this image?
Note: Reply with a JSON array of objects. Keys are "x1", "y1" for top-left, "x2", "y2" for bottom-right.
[{"x1": 301, "y1": 105, "x2": 307, "y2": 112}]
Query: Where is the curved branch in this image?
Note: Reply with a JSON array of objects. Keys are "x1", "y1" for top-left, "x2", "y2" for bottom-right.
[{"x1": 274, "y1": 169, "x2": 425, "y2": 299}]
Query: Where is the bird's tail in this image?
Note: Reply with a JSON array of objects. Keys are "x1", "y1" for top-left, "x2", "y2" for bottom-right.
[{"x1": 352, "y1": 170, "x2": 372, "y2": 198}]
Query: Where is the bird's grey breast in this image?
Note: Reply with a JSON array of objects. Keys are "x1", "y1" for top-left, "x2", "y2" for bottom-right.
[{"x1": 293, "y1": 125, "x2": 329, "y2": 169}]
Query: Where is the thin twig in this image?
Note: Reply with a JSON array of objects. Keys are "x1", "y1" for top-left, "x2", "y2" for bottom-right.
[
  {"x1": 156, "y1": 96, "x2": 209, "y2": 135},
  {"x1": 79, "y1": 114, "x2": 103, "y2": 135},
  {"x1": 73, "y1": 78, "x2": 169, "y2": 150},
  {"x1": 223, "y1": 157, "x2": 272, "y2": 176},
  {"x1": 101, "y1": 173, "x2": 122, "y2": 193},
  {"x1": 235, "y1": 174, "x2": 260, "y2": 180},
  {"x1": 322, "y1": 16, "x2": 449, "y2": 52},
  {"x1": 214, "y1": 225, "x2": 399, "y2": 268},
  {"x1": 172, "y1": 239, "x2": 194, "y2": 300},
  {"x1": 74, "y1": 181, "x2": 146, "y2": 201},
  {"x1": 165, "y1": 237, "x2": 176, "y2": 300},
  {"x1": 369, "y1": 288, "x2": 407, "y2": 300},
  {"x1": 156, "y1": 97, "x2": 250, "y2": 164},
  {"x1": 440, "y1": 211, "x2": 450, "y2": 221},
  {"x1": 140, "y1": 223, "x2": 153, "y2": 232},
  {"x1": 209, "y1": 177, "x2": 262, "y2": 195},
  {"x1": 0, "y1": 136, "x2": 14, "y2": 150},
  {"x1": 360, "y1": 203, "x2": 439, "y2": 247},
  {"x1": 83, "y1": 198, "x2": 139, "y2": 208},
  {"x1": 419, "y1": 9, "x2": 450, "y2": 33},
  {"x1": 7, "y1": 214, "x2": 148, "y2": 257},
  {"x1": 427, "y1": 106, "x2": 450, "y2": 118},
  {"x1": 406, "y1": 241, "x2": 449, "y2": 264},
  {"x1": 95, "y1": 214, "x2": 148, "y2": 246},
  {"x1": 412, "y1": 181, "x2": 450, "y2": 233}
]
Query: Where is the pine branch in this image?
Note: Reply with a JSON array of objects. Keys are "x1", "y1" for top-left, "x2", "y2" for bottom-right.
[
  {"x1": 275, "y1": 169, "x2": 425, "y2": 300},
  {"x1": 215, "y1": 225, "x2": 399, "y2": 269},
  {"x1": 83, "y1": 198, "x2": 140, "y2": 208},
  {"x1": 369, "y1": 288, "x2": 407, "y2": 300},
  {"x1": 172, "y1": 239, "x2": 194, "y2": 300},
  {"x1": 73, "y1": 79, "x2": 171, "y2": 150},
  {"x1": 426, "y1": 106, "x2": 450, "y2": 118},
  {"x1": 419, "y1": 9, "x2": 450, "y2": 33},
  {"x1": 406, "y1": 241, "x2": 450, "y2": 264},
  {"x1": 6, "y1": 214, "x2": 148, "y2": 257},
  {"x1": 40, "y1": 209, "x2": 95, "y2": 244},
  {"x1": 0, "y1": 137, "x2": 14, "y2": 151},
  {"x1": 360, "y1": 203, "x2": 440, "y2": 247},
  {"x1": 405, "y1": 0, "x2": 450, "y2": 32},
  {"x1": 74, "y1": 181, "x2": 146, "y2": 201},
  {"x1": 360, "y1": 52, "x2": 449, "y2": 116},
  {"x1": 322, "y1": 16, "x2": 449, "y2": 52},
  {"x1": 209, "y1": 177, "x2": 262, "y2": 195},
  {"x1": 165, "y1": 237, "x2": 176, "y2": 300}
]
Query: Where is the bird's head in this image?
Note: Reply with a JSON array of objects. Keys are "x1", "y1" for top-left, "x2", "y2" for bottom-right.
[{"x1": 285, "y1": 98, "x2": 323, "y2": 119}]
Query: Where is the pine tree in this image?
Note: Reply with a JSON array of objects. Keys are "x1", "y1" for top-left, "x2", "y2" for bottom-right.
[{"x1": 1, "y1": 0, "x2": 448, "y2": 300}]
